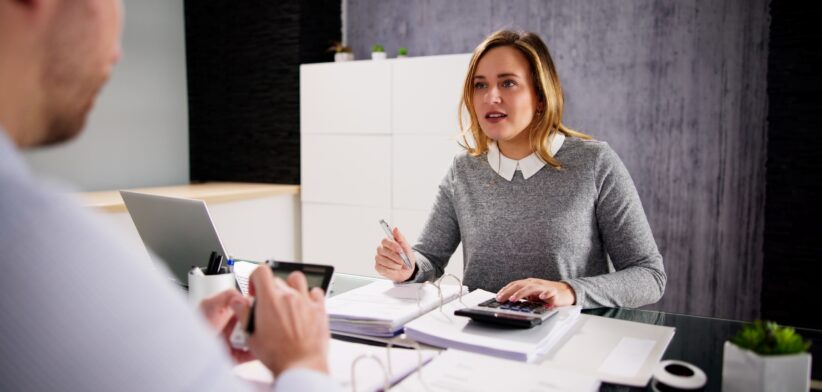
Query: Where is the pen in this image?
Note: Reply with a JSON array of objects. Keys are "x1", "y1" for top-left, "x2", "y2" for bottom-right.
[
  {"x1": 245, "y1": 298, "x2": 256, "y2": 334},
  {"x1": 206, "y1": 251, "x2": 218, "y2": 275},
  {"x1": 379, "y1": 219, "x2": 413, "y2": 270},
  {"x1": 213, "y1": 255, "x2": 223, "y2": 275}
]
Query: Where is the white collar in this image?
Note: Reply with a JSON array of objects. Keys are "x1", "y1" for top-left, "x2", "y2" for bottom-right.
[{"x1": 486, "y1": 133, "x2": 565, "y2": 181}]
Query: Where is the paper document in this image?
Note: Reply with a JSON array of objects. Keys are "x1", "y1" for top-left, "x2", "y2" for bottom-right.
[
  {"x1": 404, "y1": 289, "x2": 581, "y2": 362},
  {"x1": 392, "y1": 349, "x2": 600, "y2": 392},
  {"x1": 234, "y1": 338, "x2": 436, "y2": 391},
  {"x1": 539, "y1": 314, "x2": 675, "y2": 386},
  {"x1": 232, "y1": 260, "x2": 258, "y2": 295},
  {"x1": 327, "y1": 280, "x2": 467, "y2": 337},
  {"x1": 598, "y1": 337, "x2": 657, "y2": 377}
]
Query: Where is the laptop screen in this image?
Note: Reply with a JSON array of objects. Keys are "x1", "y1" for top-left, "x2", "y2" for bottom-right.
[{"x1": 120, "y1": 191, "x2": 229, "y2": 285}]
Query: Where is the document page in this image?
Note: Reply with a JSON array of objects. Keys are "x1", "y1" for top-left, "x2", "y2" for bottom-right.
[
  {"x1": 392, "y1": 349, "x2": 599, "y2": 392},
  {"x1": 539, "y1": 314, "x2": 675, "y2": 386},
  {"x1": 234, "y1": 339, "x2": 436, "y2": 391},
  {"x1": 232, "y1": 260, "x2": 258, "y2": 295}
]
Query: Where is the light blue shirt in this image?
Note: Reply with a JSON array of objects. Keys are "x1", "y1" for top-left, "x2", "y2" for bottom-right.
[{"x1": 0, "y1": 130, "x2": 339, "y2": 391}]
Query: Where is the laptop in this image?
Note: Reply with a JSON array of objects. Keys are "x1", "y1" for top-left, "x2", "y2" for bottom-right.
[{"x1": 120, "y1": 191, "x2": 229, "y2": 287}]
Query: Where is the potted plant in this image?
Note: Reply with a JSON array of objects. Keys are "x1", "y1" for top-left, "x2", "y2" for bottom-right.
[
  {"x1": 397, "y1": 47, "x2": 409, "y2": 58},
  {"x1": 328, "y1": 41, "x2": 354, "y2": 62},
  {"x1": 722, "y1": 320, "x2": 812, "y2": 392},
  {"x1": 371, "y1": 44, "x2": 386, "y2": 60}
]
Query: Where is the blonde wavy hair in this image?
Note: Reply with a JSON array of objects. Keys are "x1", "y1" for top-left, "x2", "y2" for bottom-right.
[{"x1": 459, "y1": 30, "x2": 591, "y2": 168}]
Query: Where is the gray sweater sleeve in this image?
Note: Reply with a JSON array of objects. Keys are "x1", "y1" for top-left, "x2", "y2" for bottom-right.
[
  {"x1": 409, "y1": 159, "x2": 461, "y2": 282},
  {"x1": 563, "y1": 146, "x2": 667, "y2": 308}
]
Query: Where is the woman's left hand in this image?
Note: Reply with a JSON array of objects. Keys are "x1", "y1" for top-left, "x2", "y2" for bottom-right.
[{"x1": 495, "y1": 278, "x2": 577, "y2": 307}]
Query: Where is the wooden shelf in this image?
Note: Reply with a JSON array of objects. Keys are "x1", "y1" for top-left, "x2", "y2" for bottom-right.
[{"x1": 82, "y1": 182, "x2": 300, "y2": 213}]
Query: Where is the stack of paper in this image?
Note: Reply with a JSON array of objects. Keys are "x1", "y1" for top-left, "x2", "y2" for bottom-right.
[
  {"x1": 326, "y1": 280, "x2": 467, "y2": 337},
  {"x1": 234, "y1": 339, "x2": 437, "y2": 391},
  {"x1": 392, "y1": 349, "x2": 600, "y2": 391},
  {"x1": 404, "y1": 289, "x2": 581, "y2": 362}
]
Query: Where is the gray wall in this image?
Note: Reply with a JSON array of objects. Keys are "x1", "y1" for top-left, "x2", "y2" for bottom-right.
[
  {"x1": 347, "y1": 0, "x2": 770, "y2": 321},
  {"x1": 24, "y1": 0, "x2": 189, "y2": 191}
]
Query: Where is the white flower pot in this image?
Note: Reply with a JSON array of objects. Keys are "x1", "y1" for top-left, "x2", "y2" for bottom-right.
[
  {"x1": 722, "y1": 341, "x2": 811, "y2": 392},
  {"x1": 334, "y1": 52, "x2": 354, "y2": 62},
  {"x1": 371, "y1": 52, "x2": 386, "y2": 60}
]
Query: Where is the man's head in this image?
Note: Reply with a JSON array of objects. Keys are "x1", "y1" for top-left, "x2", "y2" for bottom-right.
[{"x1": 0, "y1": 0, "x2": 123, "y2": 148}]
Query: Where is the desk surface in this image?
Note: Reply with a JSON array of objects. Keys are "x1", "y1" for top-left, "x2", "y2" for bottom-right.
[
  {"x1": 81, "y1": 182, "x2": 300, "y2": 212},
  {"x1": 328, "y1": 273, "x2": 822, "y2": 392}
]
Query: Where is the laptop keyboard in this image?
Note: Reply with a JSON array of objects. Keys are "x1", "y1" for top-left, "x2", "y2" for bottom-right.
[{"x1": 478, "y1": 298, "x2": 552, "y2": 314}]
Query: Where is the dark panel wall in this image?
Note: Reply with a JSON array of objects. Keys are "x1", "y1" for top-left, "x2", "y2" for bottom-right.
[
  {"x1": 185, "y1": 0, "x2": 340, "y2": 184},
  {"x1": 762, "y1": 2, "x2": 822, "y2": 329},
  {"x1": 347, "y1": 0, "x2": 770, "y2": 321}
]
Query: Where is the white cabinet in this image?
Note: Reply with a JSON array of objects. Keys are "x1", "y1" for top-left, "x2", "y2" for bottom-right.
[
  {"x1": 301, "y1": 54, "x2": 472, "y2": 280},
  {"x1": 301, "y1": 134, "x2": 391, "y2": 207},
  {"x1": 300, "y1": 61, "x2": 391, "y2": 135},
  {"x1": 392, "y1": 54, "x2": 471, "y2": 135}
]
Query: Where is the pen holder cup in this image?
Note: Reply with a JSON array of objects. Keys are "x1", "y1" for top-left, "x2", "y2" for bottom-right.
[{"x1": 188, "y1": 272, "x2": 236, "y2": 306}]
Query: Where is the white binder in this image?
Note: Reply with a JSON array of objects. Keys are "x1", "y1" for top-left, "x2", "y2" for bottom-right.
[{"x1": 404, "y1": 289, "x2": 582, "y2": 362}]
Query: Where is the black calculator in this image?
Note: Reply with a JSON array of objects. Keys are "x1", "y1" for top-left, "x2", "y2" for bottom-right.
[{"x1": 454, "y1": 298, "x2": 558, "y2": 328}]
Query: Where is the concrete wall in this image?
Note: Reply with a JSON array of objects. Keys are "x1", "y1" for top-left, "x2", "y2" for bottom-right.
[
  {"x1": 347, "y1": 0, "x2": 770, "y2": 321},
  {"x1": 24, "y1": 0, "x2": 189, "y2": 192}
]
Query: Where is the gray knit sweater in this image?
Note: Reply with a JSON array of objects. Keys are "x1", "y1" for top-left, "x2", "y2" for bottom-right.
[{"x1": 409, "y1": 137, "x2": 667, "y2": 309}]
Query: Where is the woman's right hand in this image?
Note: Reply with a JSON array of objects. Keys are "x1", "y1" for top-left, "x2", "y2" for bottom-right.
[{"x1": 374, "y1": 227, "x2": 416, "y2": 282}]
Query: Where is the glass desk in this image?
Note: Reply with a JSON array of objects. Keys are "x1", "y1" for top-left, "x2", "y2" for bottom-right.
[{"x1": 328, "y1": 273, "x2": 822, "y2": 391}]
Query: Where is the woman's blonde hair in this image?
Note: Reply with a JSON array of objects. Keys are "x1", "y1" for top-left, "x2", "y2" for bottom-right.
[{"x1": 459, "y1": 30, "x2": 591, "y2": 168}]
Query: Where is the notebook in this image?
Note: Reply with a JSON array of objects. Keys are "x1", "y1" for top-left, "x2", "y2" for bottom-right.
[
  {"x1": 391, "y1": 349, "x2": 600, "y2": 391},
  {"x1": 326, "y1": 280, "x2": 468, "y2": 337},
  {"x1": 404, "y1": 289, "x2": 581, "y2": 362}
]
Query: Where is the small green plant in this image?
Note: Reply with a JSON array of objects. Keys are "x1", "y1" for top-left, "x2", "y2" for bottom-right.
[
  {"x1": 371, "y1": 44, "x2": 385, "y2": 53},
  {"x1": 731, "y1": 320, "x2": 811, "y2": 355},
  {"x1": 397, "y1": 47, "x2": 408, "y2": 56}
]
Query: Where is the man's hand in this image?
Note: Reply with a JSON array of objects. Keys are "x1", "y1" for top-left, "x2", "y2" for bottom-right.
[
  {"x1": 231, "y1": 267, "x2": 330, "y2": 376},
  {"x1": 495, "y1": 278, "x2": 577, "y2": 307},
  {"x1": 199, "y1": 289, "x2": 255, "y2": 364}
]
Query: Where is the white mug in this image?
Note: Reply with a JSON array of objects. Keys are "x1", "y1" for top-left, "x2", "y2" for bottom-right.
[{"x1": 188, "y1": 268, "x2": 236, "y2": 306}]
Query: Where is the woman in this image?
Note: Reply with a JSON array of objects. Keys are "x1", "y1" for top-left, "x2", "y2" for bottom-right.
[{"x1": 374, "y1": 30, "x2": 666, "y2": 309}]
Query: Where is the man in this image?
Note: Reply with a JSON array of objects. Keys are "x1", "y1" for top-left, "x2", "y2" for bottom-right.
[{"x1": 0, "y1": 1, "x2": 337, "y2": 390}]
